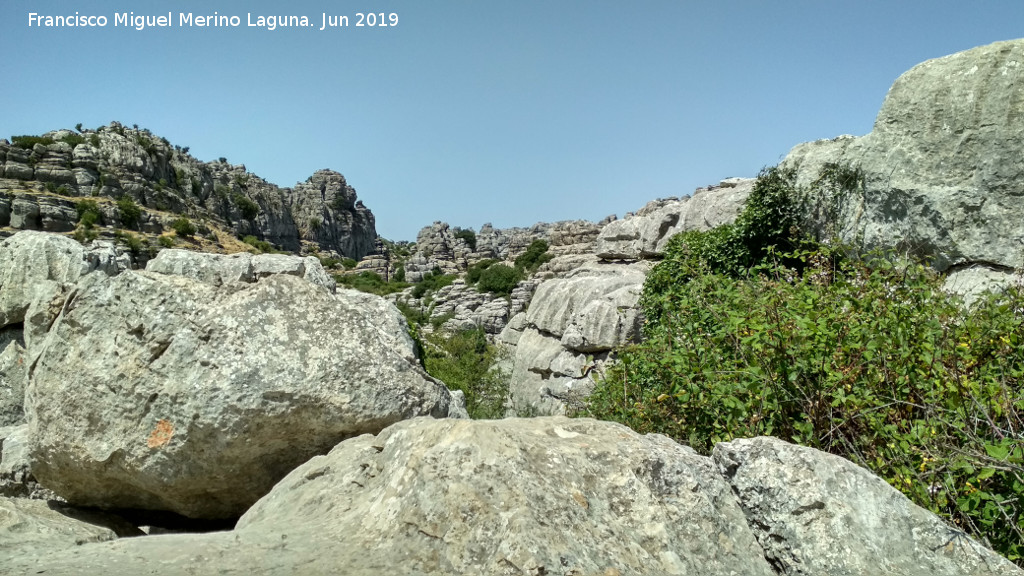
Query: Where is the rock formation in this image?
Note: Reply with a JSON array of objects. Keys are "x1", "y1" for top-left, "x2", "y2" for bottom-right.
[
  {"x1": 0, "y1": 123, "x2": 377, "y2": 259},
  {"x1": 783, "y1": 38, "x2": 1024, "y2": 288},
  {"x1": 595, "y1": 178, "x2": 753, "y2": 260},
  {"x1": 4, "y1": 417, "x2": 1017, "y2": 574}
]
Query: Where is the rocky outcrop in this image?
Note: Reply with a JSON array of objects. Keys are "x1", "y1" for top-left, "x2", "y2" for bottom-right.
[
  {"x1": 595, "y1": 178, "x2": 753, "y2": 260},
  {"x1": 25, "y1": 266, "x2": 464, "y2": 519},
  {"x1": 0, "y1": 498, "x2": 121, "y2": 563},
  {"x1": 783, "y1": 39, "x2": 1024, "y2": 279},
  {"x1": 1, "y1": 425, "x2": 55, "y2": 500},
  {"x1": 288, "y1": 170, "x2": 376, "y2": 259},
  {"x1": 504, "y1": 262, "x2": 650, "y2": 415},
  {"x1": 0, "y1": 124, "x2": 377, "y2": 259},
  {"x1": 405, "y1": 219, "x2": 605, "y2": 282},
  {"x1": 145, "y1": 248, "x2": 337, "y2": 292},
  {"x1": 7, "y1": 417, "x2": 1018, "y2": 575},
  {"x1": 714, "y1": 436, "x2": 1015, "y2": 575}
]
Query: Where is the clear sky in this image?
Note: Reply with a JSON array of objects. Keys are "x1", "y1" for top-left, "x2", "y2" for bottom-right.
[{"x1": 2, "y1": 1, "x2": 1022, "y2": 240}]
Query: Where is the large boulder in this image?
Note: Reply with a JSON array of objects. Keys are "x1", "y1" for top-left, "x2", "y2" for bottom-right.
[
  {"x1": 25, "y1": 271, "x2": 463, "y2": 519},
  {"x1": 784, "y1": 39, "x2": 1024, "y2": 273},
  {"x1": 714, "y1": 436, "x2": 1018, "y2": 575},
  {"x1": 595, "y1": 178, "x2": 752, "y2": 260},
  {"x1": 8, "y1": 418, "x2": 1019, "y2": 575},
  {"x1": 0, "y1": 336, "x2": 27, "y2": 426},
  {"x1": 6, "y1": 417, "x2": 777, "y2": 575},
  {"x1": 0, "y1": 231, "x2": 121, "y2": 352}
]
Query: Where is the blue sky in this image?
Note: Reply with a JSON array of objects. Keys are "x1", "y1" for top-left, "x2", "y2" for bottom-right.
[{"x1": 2, "y1": 1, "x2": 1023, "y2": 240}]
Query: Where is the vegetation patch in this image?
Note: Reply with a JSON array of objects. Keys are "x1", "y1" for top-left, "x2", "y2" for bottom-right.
[
  {"x1": 515, "y1": 239, "x2": 554, "y2": 273},
  {"x1": 422, "y1": 328, "x2": 509, "y2": 419},
  {"x1": 582, "y1": 164, "x2": 1023, "y2": 564},
  {"x1": 335, "y1": 271, "x2": 408, "y2": 296}
]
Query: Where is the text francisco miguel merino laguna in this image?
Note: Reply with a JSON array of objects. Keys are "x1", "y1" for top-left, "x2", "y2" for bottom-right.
[{"x1": 28, "y1": 11, "x2": 399, "y2": 31}]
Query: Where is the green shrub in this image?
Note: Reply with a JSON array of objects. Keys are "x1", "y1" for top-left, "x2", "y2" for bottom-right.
[
  {"x1": 242, "y1": 235, "x2": 274, "y2": 253},
  {"x1": 475, "y1": 264, "x2": 520, "y2": 296},
  {"x1": 58, "y1": 133, "x2": 85, "y2": 148},
  {"x1": 423, "y1": 328, "x2": 509, "y2": 419},
  {"x1": 342, "y1": 257, "x2": 358, "y2": 270},
  {"x1": 232, "y1": 193, "x2": 259, "y2": 220},
  {"x1": 117, "y1": 196, "x2": 142, "y2": 228},
  {"x1": 75, "y1": 199, "x2": 102, "y2": 229},
  {"x1": 114, "y1": 230, "x2": 147, "y2": 256},
  {"x1": 335, "y1": 271, "x2": 409, "y2": 296},
  {"x1": 11, "y1": 135, "x2": 55, "y2": 149},
  {"x1": 465, "y1": 259, "x2": 498, "y2": 285},
  {"x1": 89, "y1": 134, "x2": 100, "y2": 147},
  {"x1": 158, "y1": 235, "x2": 174, "y2": 248},
  {"x1": 393, "y1": 264, "x2": 406, "y2": 283},
  {"x1": 515, "y1": 239, "x2": 553, "y2": 273},
  {"x1": 454, "y1": 228, "x2": 477, "y2": 251},
  {"x1": 586, "y1": 249, "x2": 1023, "y2": 563},
  {"x1": 171, "y1": 217, "x2": 196, "y2": 238},
  {"x1": 411, "y1": 270, "x2": 457, "y2": 299}
]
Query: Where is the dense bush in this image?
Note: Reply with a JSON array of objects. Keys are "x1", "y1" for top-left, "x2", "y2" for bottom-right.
[
  {"x1": 232, "y1": 193, "x2": 260, "y2": 220},
  {"x1": 465, "y1": 259, "x2": 497, "y2": 285},
  {"x1": 335, "y1": 271, "x2": 409, "y2": 296},
  {"x1": 587, "y1": 249, "x2": 1023, "y2": 562},
  {"x1": 242, "y1": 235, "x2": 274, "y2": 253},
  {"x1": 454, "y1": 228, "x2": 477, "y2": 251},
  {"x1": 423, "y1": 328, "x2": 509, "y2": 419},
  {"x1": 583, "y1": 164, "x2": 1022, "y2": 563},
  {"x1": 11, "y1": 135, "x2": 55, "y2": 149},
  {"x1": 117, "y1": 196, "x2": 142, "y2": 228},
  {"x1": 75, "y1": 200, "x2": 102, "y2": 229},
  {"x1": 514, "y1": 239, "x2": 553, "y2": 273},
  {"x1": 475, "y1": 263, "x2": 520, "y2": 296},
  {"x1": 411, "y1": 270, "x2": 457, "y2": 299},
  {"x1": 171, "y1": 217, "x2": 197, "y2": 238}
]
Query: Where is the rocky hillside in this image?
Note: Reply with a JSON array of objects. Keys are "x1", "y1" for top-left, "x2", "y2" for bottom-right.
[{"x1": 0, "y1": 122, "x2": 376, "y2": 260}]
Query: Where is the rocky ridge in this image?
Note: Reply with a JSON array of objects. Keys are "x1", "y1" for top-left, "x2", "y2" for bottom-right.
[{"x1": 0, "y1": 122, "x2": 376, "y2": 260}]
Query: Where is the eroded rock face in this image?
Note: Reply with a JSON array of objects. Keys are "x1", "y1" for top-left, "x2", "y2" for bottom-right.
[
  {"x1": 595, "y1": 178, "x2": 753, "y2": 260},
  {"x1": 25, "y1": 271, "x2": 463, "y2": 519},
  {"x1": 145, "y1": 248, "x2": 337, "y2": 292},
  {"x1": 714, "y1": 436, "x2": 1018, "y2": 575},
  {"x1": 0, "y1": 498, "x2": 119, "y2": 564},
  {"x1": 504, "y1": 261, "x2": 650, "y2": 415},
  {"x1": 784, "y1": 39, "x2": 1024, "y2": 273}
]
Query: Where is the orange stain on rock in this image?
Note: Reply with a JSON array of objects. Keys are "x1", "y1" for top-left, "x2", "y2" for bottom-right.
[{"x1": 147, "y1": 419, "x2": 174, "y2": 448}]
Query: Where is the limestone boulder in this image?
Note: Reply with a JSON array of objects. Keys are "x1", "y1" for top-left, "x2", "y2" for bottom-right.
[
  {"x1": 784, "y1": 39, "x2": 1024, "y2": 272},
  {"x1": 595, "y1": 178, "x2": 753, "y2": 260},
  {"x1": 714, "y1": 436, "x2": 1019, "y2": 575},
  {"x1": 0, "y1": 498, "x2": 119, "y2": 564},
  {"x1": 25, "y1": 271, "x2": 463, "y2": 519},
  {"x1": 145, "y1": 248, "x2": 337, "y2": 292},
  {"x1": 0, "y1": 231, "x2": 89, "y2": 329},
  {"x1": 8, "y1": 417, "x2": 778, "y2": 575}
]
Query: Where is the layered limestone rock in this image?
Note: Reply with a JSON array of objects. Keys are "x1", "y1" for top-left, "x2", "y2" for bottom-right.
[
  {"x1": 25, "y1": 270, "x2": 464, "y2": 519},
  {"x1": 0, "y1": 124, "x2": 377, "y2": 258},
  {"x1": 714, "y1": 436, "x2": 1016, "y2": 575},
  {"x1": 783, "y1": 39, "x2": 1024, "y2": 283},
  {"x1": 145, "y1": 248, "x2": 337, "y2": 292},
  {"x1": 7, "y1": 417, "x2": 1018, "y2": 575},
  {"x1": 404, "y1": 219, "x2": 605, "y2": 282},
  {"x1": 288, "y1": 170, "x2": 376, "y2": 259},
  {"x1": 504, "y1": 261, "x2": 651, "y2": 415},
  {"x1": 595, "y1": 178, "x2": 753, "y2": 260}
]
